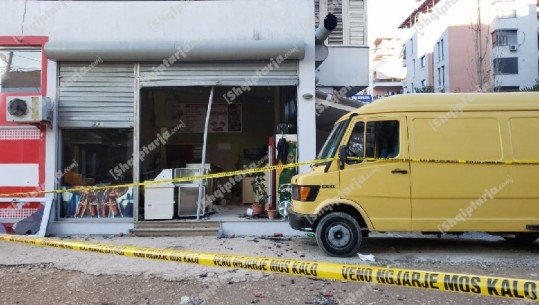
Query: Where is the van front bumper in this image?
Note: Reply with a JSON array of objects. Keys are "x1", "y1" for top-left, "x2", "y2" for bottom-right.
[{"x1": 287, "y1": 208, "x2": 315, "y2": 231}]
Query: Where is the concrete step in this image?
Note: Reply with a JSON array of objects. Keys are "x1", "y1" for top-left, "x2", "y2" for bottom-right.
[
  {"x1": 130, "y1": 227, "x2": 219, "y2": 237},
  {"x1": 133, "y1": 220, "x2": 221, "y2": 229}
]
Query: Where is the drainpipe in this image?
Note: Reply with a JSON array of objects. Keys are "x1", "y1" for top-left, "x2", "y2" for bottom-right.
[
  {"x1": 315, "y1": 13, "x2": 338, "y2": 45},
  {"x1": 315, "y1": 13, "x2": 338, "y2": 68}
]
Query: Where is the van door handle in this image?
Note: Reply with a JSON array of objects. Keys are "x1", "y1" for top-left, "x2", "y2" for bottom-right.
[{"x1": 391, "y1": 169, "x2": 408, "y2": 174}]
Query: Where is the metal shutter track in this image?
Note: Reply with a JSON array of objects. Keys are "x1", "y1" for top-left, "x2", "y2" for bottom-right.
[
  {"x1": 140, "y1": 61, "x2": 298, "y2": 87},
  {"x1": 58, "y1": 64, "x2": 134, "y2": 128}
]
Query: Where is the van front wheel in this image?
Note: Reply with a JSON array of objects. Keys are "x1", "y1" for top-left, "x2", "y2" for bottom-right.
[{"x1": 316, "y1": 212, "x2": 362, "y2": 257}]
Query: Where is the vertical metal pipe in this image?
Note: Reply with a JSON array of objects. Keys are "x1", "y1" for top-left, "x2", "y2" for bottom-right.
[
  {"x1": 133, "y1": 63, "x2": 140, "y2": 222},
  {"x1": 476, "y1": 0, "x2": 484, "y2": 91},
  {"x1": 197, "y1": 86, "x2": 214, "y2": 220}
]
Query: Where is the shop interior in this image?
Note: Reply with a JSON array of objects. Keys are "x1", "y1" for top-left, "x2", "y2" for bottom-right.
[
  {"x1": 139, "y1": 86, "x2": 298, "y2": 221},
  {"x1": 60, "y1": 129, "x2": 135, "y2": 219}
]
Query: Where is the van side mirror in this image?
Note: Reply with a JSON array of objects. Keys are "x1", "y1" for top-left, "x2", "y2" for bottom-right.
[{"x1": 338, "y1": 145, "x2": 348, "y2": 170}]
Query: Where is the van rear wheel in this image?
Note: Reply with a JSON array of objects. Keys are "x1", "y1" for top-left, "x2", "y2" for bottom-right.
[{"x1": 315, "y1": 212, "x2": 362, "y2": 257}]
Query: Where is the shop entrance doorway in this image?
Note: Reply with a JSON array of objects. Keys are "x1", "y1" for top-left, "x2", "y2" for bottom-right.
[{"x1": 137, "y1": 86, "x2": 297, "y2": 224}]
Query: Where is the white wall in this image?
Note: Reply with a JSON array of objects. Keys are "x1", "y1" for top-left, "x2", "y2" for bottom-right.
[
  {"x1": 432, "y1": 30, "x2": 449, "y2": 92},
  {"x1": 0, "y1": 1, "x2": 311, "y2": 42},
  {"x1": 316, "y1": 46, "x2": 370, "y2": 88},
  {"x1": 297, "y1": 2, "x2": 317, "y2": 173},
  {"x1": 404, "y1": 30, "x2": 433, "y2": 93},
  {"x1": 415, "y1": 32, "x2": 431, "y2": 91},
  {"x1": 403, "y1": 32, "x2": 418, "y2": 93}
]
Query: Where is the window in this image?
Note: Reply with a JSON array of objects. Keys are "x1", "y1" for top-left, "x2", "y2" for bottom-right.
[
  {"x1": 494, "y1": 57, "x2": 519, "y2": 74},
  {"x1": 346, "y1": 120, "x2": 400, "y2": 163},
  {"x1": 421, "y1": 79, "x2": 427, "y2": 87},
  {"x1": 440, "y1": 39, "x2": 445, "y2": 60},
  {"x1": 402, "y1": 46, "x2": 407, "y2": 61},
  {"x1": 60, "y1": 129, "x2": 134, "y2": 219},
  {"x1": 317, "y1": 120, "x2": 348, "y2": 161},
  {"x1": 437, "y1": 66, "x2": 446, "y2": 91},
  {"x1": 492, "y1": 30, "x2": 518, "y2": 46},
  {"x1": 420, "y1": 55, "x2": 426, "y2": 68},
  {"x1": 366, "y1": 121, "x2": 400, "y2": 158},
  {"x1": 498, "y1": 35, "x2": 508, "y2": 46},
  {"x1": 346, "y1": 122, "x2": 365, "y2": 164},
  {"x1": 441, "y1": 65, "x2": 445, "y2": 89},
  {"x1": 494, "y1": 86, "x2": 520, "y2": 92},
  {"x1": 0, "y1": 47, "x2": 41, "y2": 93},
  {"x1": 437, "y1": 42, "x2": 441, "y2": 62}
]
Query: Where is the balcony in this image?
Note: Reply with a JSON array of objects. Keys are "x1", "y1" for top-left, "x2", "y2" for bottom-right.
[
  {"x1": 373, "y1": 80, "x2": 404, "y2": 88},
  {"x1": 491, "y1": 17, "x2": 519, "y2": 31}
]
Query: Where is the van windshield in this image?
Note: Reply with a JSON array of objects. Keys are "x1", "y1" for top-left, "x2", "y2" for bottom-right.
[{"x1": 316, "y1": 120, "x2": 348, "y2": 164}]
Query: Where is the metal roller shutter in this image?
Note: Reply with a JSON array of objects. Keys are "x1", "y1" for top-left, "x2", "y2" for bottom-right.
[
  {"x1": 58, "y1": 63, "x2": 135, "y2": 128},
  {"x1": 327, "y1": 0, "x2": 344, "y2": 45},
  {"x1": 315, "y1": 0, "x2": 320, "y2": 26},
  {"x1": 139, "y1": 61, "x2": 298, "y2": 87},
  {"x1": 349, "y1": 0, "x2": 366, "y2": 45}
]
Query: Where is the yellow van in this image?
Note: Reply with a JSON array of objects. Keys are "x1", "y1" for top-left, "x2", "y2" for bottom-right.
[{"x1": 288, "y1": 93, "x2": 539, "y2": 256}]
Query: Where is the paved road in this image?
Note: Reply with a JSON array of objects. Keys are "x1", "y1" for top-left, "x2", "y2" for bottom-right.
[{"x1": 0, "y1": 233, "x2": 537, "y2": 305}]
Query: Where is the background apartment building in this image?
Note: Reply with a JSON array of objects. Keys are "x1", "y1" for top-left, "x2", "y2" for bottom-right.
[
  {"x1": 490, "y1": 0, "x2": 539, "y2": 91},
  {"x1": 369, "y1": 37, "x2": 405, "y2": 100},
  {"x1": 399, "y1": 0, "x2": 539, "y2": 93}
]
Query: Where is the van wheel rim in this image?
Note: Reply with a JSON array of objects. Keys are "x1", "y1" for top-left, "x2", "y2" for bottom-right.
[
  {"x1": 278, "y1": 200, "x2": 290, "y2": 217},
  {"x1": 328, "y1": 224, "x2": 351, "y2": 248}
]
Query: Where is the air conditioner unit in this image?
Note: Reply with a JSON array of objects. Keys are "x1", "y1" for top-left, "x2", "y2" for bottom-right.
[
  {"x1": 509, "y1": 45, "x2": 518, "y2": 52},
  {"x1": 6, "y1": 96, "x2": 52, "y2": 123}
]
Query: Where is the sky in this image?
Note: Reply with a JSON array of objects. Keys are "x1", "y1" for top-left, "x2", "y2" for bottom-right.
[{"x1": 367, "y1": 0, "x2": 420, "y2": 45}]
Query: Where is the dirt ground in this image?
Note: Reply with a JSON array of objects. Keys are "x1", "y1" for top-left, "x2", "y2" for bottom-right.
[{"x1": 0, "y1": 233, "x2": 537, "y2": 305}]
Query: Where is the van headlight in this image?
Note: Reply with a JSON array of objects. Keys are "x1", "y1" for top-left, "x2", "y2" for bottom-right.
[{"x1": 291, "y1": 185, "x2": 320, "y2": 202}]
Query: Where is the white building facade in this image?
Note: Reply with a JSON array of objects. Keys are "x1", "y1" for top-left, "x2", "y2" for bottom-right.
[
  {"x1": 0, "y1": 0, "x2": 369, "y2": 236},
  {"x1": 490, "y1": 0, "x2": 539, "y2": 91}
]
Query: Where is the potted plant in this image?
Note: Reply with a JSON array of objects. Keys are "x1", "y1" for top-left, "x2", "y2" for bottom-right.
[{"x1": 250, "y1": 172, "x2": 268, "y2": 216}]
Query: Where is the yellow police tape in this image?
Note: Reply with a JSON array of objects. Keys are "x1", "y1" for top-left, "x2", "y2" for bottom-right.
[
  {"x1": 0, "y1": 157, "x2": 335, "y2": 197},
  {"x1": 0, "y1": 234, "x2": 537, "y2": 302},
  {"x1": 2, "y1": 156, "x2": 539, "y2": 198}
]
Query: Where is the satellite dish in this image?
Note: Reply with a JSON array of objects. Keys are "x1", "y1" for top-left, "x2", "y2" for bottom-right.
[{"x1": 7, "y1": 98, "x2": 28, "y2": 117}]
